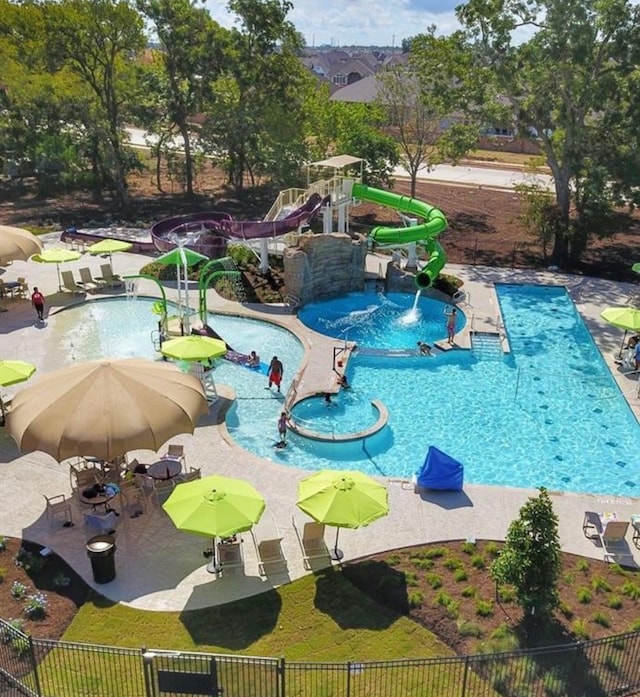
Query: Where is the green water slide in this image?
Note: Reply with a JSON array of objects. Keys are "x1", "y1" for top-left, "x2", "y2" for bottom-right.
[{"x1": 351, "y1": 182, "x2": 448, "y2": 288}]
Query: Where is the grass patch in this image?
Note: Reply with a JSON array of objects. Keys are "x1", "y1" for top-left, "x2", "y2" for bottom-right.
[
  {"x1": 386, "y1": 553, "x2": 401, "y2": 567},
  {"x1": 404, "y1": 571, "x2": 420, "y2": 587},
  {"x1": 422, "y1": 547, "x2": 447, "y2": 560},
  {"x1": 442, "y1": 557, "x2": 463, "y2": 571},
  {"x1": 571, "y1": 619, "x2": 590, "y2": 640},
  {"x1": 484, "y1": 542, "x2": 500, "y2": 558},
  {"x1": 408, "y1": 590, "x2": 424, "y2": 609},
  {"x1": 63, "y1": 570, "x2": 453, "y2": 662},
  {"x1": 460, "y1": 541, "x2": 476, "y2": 555},
  {"x1": 558, "y1": 601, "x2": 573, "y2": 619},
  {"x1": 590, "y1": 612, "x2": 610, "y2": 628},
  {"x1": 497, "y1": 586, "x2": 516, "y2": 603},
  {"x1": 410, "y1": 558, "x2": 434, "y2": 572},
  {"x1": 475, "y1": 599, "x2": 493, "y2": 617},
  {"x1": 576, "y1": 587, "x2": 592, "y2": 604},
  {"x1": 461, "y1": 586, "x2": 477, "y2": 598},
  {"x1": 620, "y1": 581, "x2": 640, "y2": 600},
  {"x1": 453, "y1": 569, "x2": 468, "y2": 583},
  {"x1": 590, "y1": 576, "x2": 612, "y2": 594},
  {"x1": 470, "y1": 555, "x2": 485, "y2": 570},
  {"x1": 574, "y1": 559, "x2": 590, "y2": 573},
  {"x1": 426, "y1": 573, "x2": 443, "y2": 590},
  {"x1": 456, "y1": 619, "x2": 483, "y2": 638},
  {"x1": 607, "y1": 595, "x2": 623, "y2": 610}
]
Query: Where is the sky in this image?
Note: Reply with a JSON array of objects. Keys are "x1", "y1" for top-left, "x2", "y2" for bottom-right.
[{"x1": 204, "y1": 0, "x2": 462, "y2": 48}]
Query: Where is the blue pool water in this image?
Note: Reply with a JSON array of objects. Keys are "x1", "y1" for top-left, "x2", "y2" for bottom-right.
[
  {"x1": 51, "y1": 289, "x2": 640, "y2": 496},
  {"x1": 298, "y1": 290, "x2": 462, "y2": 348}
]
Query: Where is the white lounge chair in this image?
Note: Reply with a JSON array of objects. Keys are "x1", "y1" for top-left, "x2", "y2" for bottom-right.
[
  {"x1": 97, "y1": 263, "x2": 123, "y2": 288},
  {"x1": 60, "y1": 270, "x2": 85, "y2": 295},
  {"x1": 292, "y1": 515, "x2": 330, "y2": 570}
]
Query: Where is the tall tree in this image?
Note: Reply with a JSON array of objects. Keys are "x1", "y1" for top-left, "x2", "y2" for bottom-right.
[
  {"x1": 457, "y1": 0, "x2": 640, "y2": 267},
  {"x1": 43, "y1": 0, "x2": 145, "y2": 206},
  {"x1": 491, "y1": 488, "x2": 561, "y2": 622},
  {"x1": 136, "y1": 0, "x2": 226, "y2": 197}
]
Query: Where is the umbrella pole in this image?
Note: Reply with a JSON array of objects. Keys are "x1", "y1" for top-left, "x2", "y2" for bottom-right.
[
  {"x1": 331, "y1": 527, "x2": 344, "y2": 562},
  {"x1": 619, "y1": 331, "x2": 628, "y2": 359},
  {"x1": 183, "y1": 260, "x2": 190, "y2": 335},
  {"x1": 56, "y1": 263, "x2": 62, "y2": 291},
  {"x1": 206, "y1": 536, "x2": 220, "y2": 574}
]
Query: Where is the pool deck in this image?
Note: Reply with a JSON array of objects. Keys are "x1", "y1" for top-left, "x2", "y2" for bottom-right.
[{"x1": 0, "y1": 235, "x2": 639, "y2": 612}]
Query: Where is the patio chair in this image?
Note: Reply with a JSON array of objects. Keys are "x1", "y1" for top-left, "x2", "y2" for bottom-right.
[
  {"x1": 292, "y1": 515, "x2": 330, "y2": 570},
  {"x1": 176, "y1": 467, "x2": 201, "y2": 484},
  {"x1": 599, "y1": 521, "x2": 633, "y2": 564},
  {"x1": 218, "y1": 541, "x2": 244, "y2": 576},
  {"x1": 60, "y1": 270, "x2": 85, "y2": 295},
  {"x1": 78, "y1": 267, "x2": 105, "y2": 292},
  {"x1": 151, "y1": 478, "x2": 175, "y2": 505},
  {"x1": 161, "y1": 443, "x2": 185, "y2": 466},
  {"x1": 16, "y1": 277, "x2": 28, "y2": 298},
  {"x1": 251, "y1": 531, "x2": 288, "y2": 577},
  {"x1": 97, "y1": 263, "x2": 123, "y2": 288},
  {"x1": 44, "y1": 494, "x2": 74, "y2": 528},
  {"x1": 120, "y1": 479, "x2": 146, "y2": 517}
]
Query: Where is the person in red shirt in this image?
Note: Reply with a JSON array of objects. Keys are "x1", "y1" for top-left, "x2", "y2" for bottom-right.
[{"x1": 31, "y1": 287, "x2": 45, "y2": 321}]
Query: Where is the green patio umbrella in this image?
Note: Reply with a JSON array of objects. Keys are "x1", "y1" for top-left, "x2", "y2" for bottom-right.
[
  {"x1": 0, "y1": 359, "x2": 36, "y2": 424},
  {"x1": 31, "y1": 248, "x2": 81, "y2": 290},
  {"x1": 156, "y1": 247, "x2": 208, "y2": 334},
  {"x1": 297, "y1": 470, "x2": 389, "y2": 561},
  {"x1": 632, "y1": 263, "x2": 640, "y2": 274},
  {"x1": 163, "y1": 474, "x2": 265, "y2": 572},
  {"x1": 600, "y1": 307, "x2": 640, "y2": 357},
  {"x1": 87, "y1": 239, "x2": 133, "y2": 272},
  {"x1": 160, "y1": 335, "x2": 227, "y2": 362}
]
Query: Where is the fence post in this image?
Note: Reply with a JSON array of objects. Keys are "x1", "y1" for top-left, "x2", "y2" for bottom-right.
[
  {"x1": 278, "y1": 656, "x2": 286, "y2": 697},
  {"x1": 346, "y1": 661, "x2": 352, "y2": 697},
  {"x1": 27, "y1": 635, "x2": 41, "y2": 697},
  {"x1": 142, "y1": 648, "x2": 155, "y2": 697},
  {"x1": 460, "y1": 655, "x2": 470, "y2": 697}
]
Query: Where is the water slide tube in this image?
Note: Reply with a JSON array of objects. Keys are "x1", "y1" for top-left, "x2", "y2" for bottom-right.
[{"x1": 351, "y1": 182, "x2": 448, "y2": 288}]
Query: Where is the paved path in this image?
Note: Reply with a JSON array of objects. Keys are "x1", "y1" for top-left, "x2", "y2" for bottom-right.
[{"x1": 0, "y1": 238, "x2": 638, "y2": 611}]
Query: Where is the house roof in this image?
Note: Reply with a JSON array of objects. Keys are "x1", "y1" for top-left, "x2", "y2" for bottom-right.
[{"x1": 330, "y1": 74, "x2": 380, "y2": 103}]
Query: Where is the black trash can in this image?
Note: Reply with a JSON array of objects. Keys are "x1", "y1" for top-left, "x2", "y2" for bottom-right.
[{"x1": 86, "y1": 534, "x2": 116, "y2": 584}]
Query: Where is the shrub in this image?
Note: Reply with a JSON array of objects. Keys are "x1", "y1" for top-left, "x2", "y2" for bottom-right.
[
  {"x1": 0, "y1": 566, "x2": 5, "y2": 582},
  {"x1": 423, "y1": 547, "x2": 446, "y2": 560},
  {"x1": 461, "y1": 586, "x2": 477, "y2": 598},
  {"x1": 558, "y1": 601, "x2": 574, "y2": 619},
  {"x1": 460, "y1": 541, "x2": 476, "y2": 555},
  {"x1": 574, "y1": 559, "x2": 590, "y2": 573},
  {"x1": 490, "y1": 623, "x2": 512, "y2": 639},
  {"x1": 408, "y1": 590, "x2": 424, "y2": 609},
  {"x1": 10, "y1": 635, "x2": 30, "y2": 657},
  {"x1": 470, "y1": 554, "x2": 485, "y2": 569},
  {"x1": 443, "y1": 556, "x2": 463, "y2": 571},
  {"x1": 571, "y1": 619, "x2": 590, "y2": 640},
  {"x1": 410, "y1": 558, "x2": 434, "y2": 572},
  {"x1": 476, "y1": 599, "x2": 494, "y2": 617},
  {"x1": 628, "y1": 618, "x2": 640, "y2": 632},
  {"x1": 433, "y1": 273, "x2": 462, "y2": 296},
  {"x1": 620, "y1": 581, "x2": 640, "y2": 600},
  {"x1": 404, "y1": 571, "x2": 419, "y2": 587},
  {"x1": 591, "y1": 576, "x2": 612, "y2": 593},
  {"x1": 498, "y1": 585, "x2": 516, "y2": 603},
  {"x1": 577, "y1": 587, "x2": 592, "y2": 604},
  {"x1": 609, "y1": 563, "x2": 627, "y2": 576},
  {"x1": 457, "y1": 619, "x2": 483, "y2": 638},
  {"x1": 607, "y1": 595, "x2": 623, "y2": 610},
  {"x1": 590, "y1": 611, "x2": 610, "y2": 628},
  {"x1": 14, "y1": 548, "x2": 46, "y2": 574},
  {"x1": 445, "y1": 600, "x2": 461, "y2": 619},
  {"x1": 426, "y1": 573, "x2": 443, "y2": 590},
  {"x1": 11, "y1": 581, "x2": 28, "y2": 600},
  {"x1": 53, "y1": 572, "x2": 71, "y2": 588},
  {"x1": 434, "y1": 591, "x2": 454, "y2": 608},
  {"x1": 0, "y1": 536, "x2": 7, "y2": 552},
  {"x1": 543, "y1": 670, "x2": 568, "y2": 697},
  {"x1": 453, "y1": 569, "x2": 468, "y2": 583},
  {"x1": 603, "y1": 655, "x2": 620, "y2": 673},
  {"x1": 484, "y1": 541, "x2": 500, "y2": 558},
  {"x1": 562, "y1": 571, "x2": 575, "y2": 584},
  {"x1": 386, "y1": 553, "x2": 401, "y2": 566},
  {"x1": 24, "y1": 592, "x2": 48, "y2": 620}
]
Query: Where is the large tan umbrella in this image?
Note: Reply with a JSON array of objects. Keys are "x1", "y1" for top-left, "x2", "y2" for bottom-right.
[
  {"x1": 7, "y1": 358, "x2": 209, "y2": 461},
  {"x1": 0, "y1": 225, "x2": 43, "y2": 265}
]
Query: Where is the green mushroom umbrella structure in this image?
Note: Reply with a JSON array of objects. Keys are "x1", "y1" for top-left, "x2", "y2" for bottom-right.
[
  {"x1": 87, "y1": 239, "x2": 133, "y2": 272},
  {"x1": 297, "y1": 470, "x2": 389, "y2": 561},
  {"x1": 31, "y1": 248, "x2": 81, "y2": 291},
  {"x1": 601, "y1": 307, "x2": 640, "y2": 357},
  {"x1": 163, "y1": 474, "x2": 265, "y2": 572},
  {"x1": 160, "y1": 335, "x2": 227, "y2": 363},
  {"x1": 156, "y1": 246, "x2": 208, "y2": 335},
  {"x1": 632, "y1": 263, "x2": 640, "y2": 274},
  {"x1": 0, "y1": 360, "x2": 36, "y2": 425}
]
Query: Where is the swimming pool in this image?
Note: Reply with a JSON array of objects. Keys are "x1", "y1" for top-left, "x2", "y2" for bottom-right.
[
  {"x1": 49, "y1": 289, "x2": 640, "y2": 497},
  {"x1": 298, "y1": 290, "x2": 462, "y2": 348}
]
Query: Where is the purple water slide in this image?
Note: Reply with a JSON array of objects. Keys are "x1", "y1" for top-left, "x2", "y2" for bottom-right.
[
  {"x1": 221, "y1": 193, "x2": 326, "y2": 240},
  {"x1": 150, "y1": 211, "x2": 232, "y2": 257}
]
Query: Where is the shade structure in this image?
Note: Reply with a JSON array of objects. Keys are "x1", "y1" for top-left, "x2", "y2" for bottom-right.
[
  {"x1": 0, "y1": 225, "x2": 43, "y2": 265},
  {"x1": 156, "y1": 247, "x2": 209, "y2": 334},
  {"x1": 31, "y1": 248, "x2": 81, "y2": 290},
  {"x1": 601, "y1": 307, "x2": 640, "y2": 357},
  {"x1": 7, "y1": 358, "x2": 209, "y2": 462},
  {"x1": 87, "y1": 239, "x2": 133, "y2": 271},
  {"x1": 297, "y1": 470, "x2": 389, "y2": 560},
  {"x1": 0, "y1": 360, "x2": 36, "y2": 424},
  {"x1": 163, "y1": 474, "x2": 265, "y2": 539},
  {"x1": 160, "y1": 335, "x2": 227, "y2": 362}
]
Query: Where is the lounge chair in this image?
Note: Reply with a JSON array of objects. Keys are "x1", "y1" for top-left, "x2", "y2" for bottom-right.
[
  {"x1": 78, "y1": 267, "x2": 105, "y2": 292},
  {"x1": 292, "y1": 515, "x2": 330, "y2": 570},
  {"x1": 252, "y1": 532, "x2": 288, "y2": 577},
  {"x1": 97, "y1": 263, "x2": 123, "y2": 288},
  {"x1": 599, "y1": 521, "x2": 632, "y2": 564},
  {"x1": 218, "y1": 541, "x2": 244, "y2": 576},
  {"x1": 631, "y1": 514, "x2": 640, "y2": 548},
  {"x1": 60, "y1": 270, "x2": 85, "y2": 295}
]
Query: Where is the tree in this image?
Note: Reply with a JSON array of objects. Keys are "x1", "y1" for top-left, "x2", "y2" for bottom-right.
[
  {"x1": 491, "y1": 488, "x2": 561, "y2": 621},
  {"x1": 43, "y1": 0, "x2": 145, "y2": 206},
  {"x1": 457, "y1": 0, "x2": 640, "y2": 268},
  {"x1": 136, "y1": 0, "x2": 226, "y2": 196},
  {"x1": 379, "y1": 30, "x2": 488, "y2": 197}
]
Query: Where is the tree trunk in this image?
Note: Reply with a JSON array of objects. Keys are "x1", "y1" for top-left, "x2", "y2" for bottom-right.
[{"x1": 179, "y1": 123, "x2": 194, "y2": 197}]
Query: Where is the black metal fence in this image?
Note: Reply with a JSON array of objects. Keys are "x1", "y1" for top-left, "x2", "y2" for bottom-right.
[{"x1": 1, "y1": 618, "x2": 639, "y2": 697}]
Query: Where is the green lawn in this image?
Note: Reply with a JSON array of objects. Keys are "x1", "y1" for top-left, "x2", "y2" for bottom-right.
[{"x1": 63, "y1": 568, "x2": 451, "y2": 661}]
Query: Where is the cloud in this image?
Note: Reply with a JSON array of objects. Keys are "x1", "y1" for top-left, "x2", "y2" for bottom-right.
[{"x1": 205, "y1": 0, "x2": 462, "y2": 46}]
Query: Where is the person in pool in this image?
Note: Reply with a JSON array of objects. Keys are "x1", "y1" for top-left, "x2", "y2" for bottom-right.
[
  {"x1": 268, "y1": 356, "x2": 283, "y2": 392},
  {"x1": 247, "y1": 350, "x2": 260, "y2": 368},
  {"x1": 417, "y1": 341, "x2": 432, "y2": 356}
]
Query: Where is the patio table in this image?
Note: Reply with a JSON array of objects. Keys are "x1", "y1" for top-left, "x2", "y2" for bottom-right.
[{"x1": 147, "y1": 459, "x2": 182, "y2": 481}]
